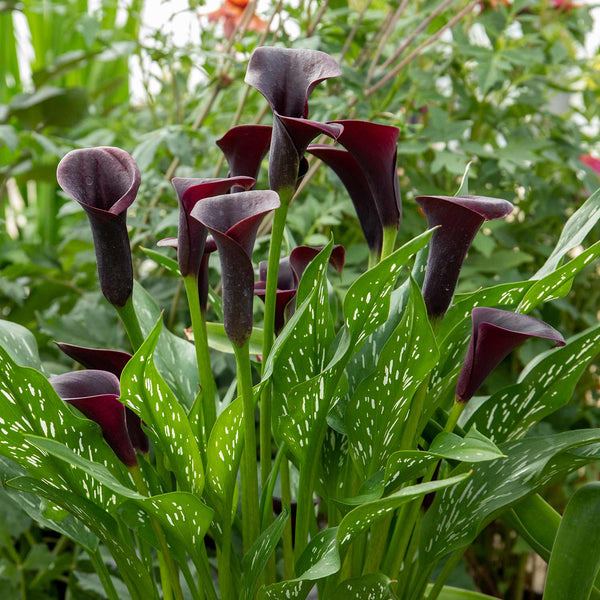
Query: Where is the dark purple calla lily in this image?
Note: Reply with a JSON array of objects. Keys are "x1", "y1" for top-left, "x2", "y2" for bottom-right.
[
  {"x1": 56, "y1": 147, "x2": 140, "y2": 307},
  {"x1": 50, "y1": 369, "x2": 138, "y2": 467},
  {"x1": 55, "y1": 343, "x2": 148, "y2": 454},
  {"x1": 170, "y1": 176, "x2": 255, "y2": 278},
  {"x1": 216, "y1": 125, "x2": 272, "y2": 186},
  {"x1": 254, "y1": 246, "x2": 345, "y2": 334},
  {"x1": 245, "y1": 47, "x2": 343, "y2": 197},
  {"x1": 456, "y1": 308, "x2": 566, "y2": 402},
  {"x1": 307, "y1": 145, "x2": 383, "y2": 254},
  {"x1": 416, "y1": 195, "x2": 514, "y2": 318},
  {"x1": 191, "y1": 190, "x2": 281, "y2": 347},
  {"x1": 329, "y1": 120, "x2": 401, "y2": 232}
]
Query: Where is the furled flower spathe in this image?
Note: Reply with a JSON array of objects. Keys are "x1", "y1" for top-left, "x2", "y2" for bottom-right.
[
  {"x1": 416, "y1": 194, "x2": 514, "y2": 318},
  {"x1": 456, "y1": 307, "x2": 566, "y2": 402},
  {"x1": 191, "y1": 190, "x2": 280, "y2": 347},
  {"x1": 50, "y1": 369, "x2": 138, "y2": 466},
  {"x1": 56, "y1": 147, "x2": 140, "y2": 307},
  {"x1": 245, "y1": 47, "x2": 342, "y2": 196}
]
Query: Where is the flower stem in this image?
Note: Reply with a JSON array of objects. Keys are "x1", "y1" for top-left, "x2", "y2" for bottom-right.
[
  {"x1": 88, "y1": 547, "x2": 120, "y2": 600},
  {"x1": 129, "y1": 465, "x2": 184, "y2": 600},
  {"x1": 234, "y1": 341, "x2": 260, "y2": 552},
  {"x1": 280, "y1": 455, "x2": 295, "y2": 579},
  {"x1": 115, "y1": 296, "x2": 145, "y2": 350},
  {"x1": 381, "y1": 226, "x2": 397, "y2": 261},
  {"x1": 184, "y1": 275, "x2": 218, "y2": 440}
]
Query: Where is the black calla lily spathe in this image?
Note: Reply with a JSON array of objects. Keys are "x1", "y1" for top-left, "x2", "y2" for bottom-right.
[
  {"x1": 50, "y1": 369, "x2": 138, "y2": 466},
  {"x1": 456, "y1": 307, "x2": 566, "y2": 402},
  {"x1": 191, "y1": 190, "x2": 281, "y2": 347},
  {"x1": 416, "y1": 194, "x2": 514, "y2": 318},
  {"x1": 245, "y1": 47, "x2": 343, "y2": 197},
  {"x1": 56, "y1": 147, "x2": 140, "y2": 307},
  {"x1": 55, "y1": 343, "x2": 148, "y2": 454}
]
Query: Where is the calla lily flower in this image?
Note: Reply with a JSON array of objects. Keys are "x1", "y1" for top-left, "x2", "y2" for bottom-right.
[
  {"x1": 55, "y1": 343, "x2": 148, "y2": 454},
  {"x1": 254, "y1": 245, "x2": 345, "y2": 334},
  {"x1": 216, "y1": 125, "x2": 272, "y2": 185},
  {"x1": 191, "y1": 190, "x2": 281, "y2": 347},
  {"x1": 169, "y1": 176, "x2": 255, "y2": 279},
  {"x1": 456, "y1": 307, "x2": 566, "y2": 402},
  {"x1": 328, "y1": 120, "x2": 402, "y2": 233},
  {"x1": 56, "y1": 147, "x2": 140, "y2": 307},
  {"x1": 50, "y1": 369, "x2": 138, "y2": 466},
  {"x1": 245, "y1": 47, "x2": 342, "y2": 196},
  {"x1": 415, "y1": 195, "x2": 514, "y2": 318},
  {"x1": 307, "y1": 145, "x2": 383, "y2": 254}
]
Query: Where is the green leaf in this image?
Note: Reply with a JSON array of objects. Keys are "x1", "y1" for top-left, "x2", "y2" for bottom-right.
[
  {"x1": 139, "y1": 247, "x2": 181, "y2": 276},
  {"x1": 429, "y1": 586, "x2": 501, "y2": 600},
  {"x1": 121, "y1": 316, "x2": 204, "y2": 495},
  {"x1": 132, "y1": 282, "x2": 199, "y2": 410},
  {"x1": 257, "y1": 527, "x2": 339, "y2": 600},
  {"x1": 421, "y1": 430, "x2": 600, "y2": 564},
  {"x1": 240, "y1": 509, "x2": 289, "y2": 600},
  {"x1": 428, "y1": 429, "x2": 504, "y2": 462},
  {"x1": 467, "y1": 324, "x2": 600, "y2": 442},
  {"x1": 344, "y1": 229, "x2": 434, "y2": 346},
  {"x1": 544, "y1": 483, "x2": 600, "y2": 600},
  {"x1": 518, "y1": 241, "x2": 600, "y2": 313},
  {"x1": 535, "y1": 186, "x2": 600, "y2": 278},
  {"x1": 455, "y1": 161, "x2": 473, "y2": 196},
  {"x1": 333, "y1": 573, "x2": 394, "y2": 598},
  {"x1": 206, "y1": 322, "x2": 263, "y2": 356},
  {"x1": 0, "y1": 319, "x2": 42, "y2": 370},
  {"x1": 345, "y1": 276, "x2": 438, "y2": 478}
]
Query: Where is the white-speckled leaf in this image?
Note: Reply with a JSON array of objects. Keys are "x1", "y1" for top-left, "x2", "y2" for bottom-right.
[
  {"x1": 428, "y1": 429, "x2": 504, "y2": 462},
  {"x1": 121, "y1": 317, "x2": 204, "y2": 495},
  {"x1": 518, "y1": 241, "x2": 600, "y2": 313},
  {"x1": 337, "y1": 473, "x2": 469, "y2": 549},
  {"x1": 467, "y1": 325, "x2": 600, "y2": 443},
  {"x1": 7, "y1": 475, "x2": 156, "y2": 598},
  {"x1": 384, "y1": 451, "x2": 440, "y2": 494},
  {"x1": 240, "y1": 509, "x2": 289, "y2": 600},
  {"x1": 333, "y1": 574, "x2": 394, "y2": 599},
  {"x1": 346, "y1": 277, "x2": 438, "y2": 478},
  {"x1": 344, "y1": 229, "x2": 434, "y2": 347},
  {"x1": 0, "y1": 319, "x2": 42, "y2": 370},
  {"x1": 534, "y1": 186, "x2": 600, "y2": 279},
  {"x1": 132, "y1": 282, "x2": 199, "y2": 409},
  {"x1": 421, "y1": 430, "x2": 600, "y2": 564},
  {"x1": 0, "y1": 346, "x2": 129, "y2": 510},
  {"x1": 205, "y1": 395, "x2": 243, "y2": 519},
  {"x1": 257, "y1": 527, "x2": 339, "y2": 599}
]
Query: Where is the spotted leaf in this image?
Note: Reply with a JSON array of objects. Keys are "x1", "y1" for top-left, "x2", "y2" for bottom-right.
[
  {"x1": 346, "y1": 276, "x2": 438, "y2": 478},
  {"x1": 7, "y1": 475, "x2": 156, "y2": 600},
  {"x1": 0, "y1": 346, "x2": 129, "y2": 510},
  {"x1": 333, "y1": 574, "x2": 394, "y2": 599},
  {"x1": 121, "y1": 316, "x2": 204, "y2": 495},
  {"x1": 240, "y1": 509, "x2": 289, "y2": 600},
  {"x1": 466, "y1": 324, "x2": 600, "y2": 443},
  {"x1": 337, "y1": 473, "x2": 469, "y2": 549},
  {"x1": 132, "y1": 282, "x2": 199, "y2": 410},
  {"x1": 0, "y1": 319, "x2": 42, "y2": 370},
  {"x1": 420, "y1": 429, "x2": 600, "y2": 564},
  {"x1": 343, "y1": 229, "x2": 434, "y2": 347},
  {"x1": 534, "y1": 185, "x2": 600, "y2": 279}
]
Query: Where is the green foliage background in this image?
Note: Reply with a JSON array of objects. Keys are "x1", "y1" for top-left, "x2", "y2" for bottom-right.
[{"x1": 0, "y1": 0, "x2": 599, "y2": 597}]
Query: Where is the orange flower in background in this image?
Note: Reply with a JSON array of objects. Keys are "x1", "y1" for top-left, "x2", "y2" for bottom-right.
[{"x1": 206, "y1": 0, "x2": 268, "y2": 38}]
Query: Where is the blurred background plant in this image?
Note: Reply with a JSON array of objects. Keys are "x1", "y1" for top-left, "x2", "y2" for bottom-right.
[{"x1": 0, "y1": 0, "x2": 599, "y2": 597}]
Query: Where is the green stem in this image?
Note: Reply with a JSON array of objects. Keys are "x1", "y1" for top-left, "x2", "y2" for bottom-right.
[
  {"x1": 363, "y1": 513, "x2": 393, "y2": 574},
  {"x1": 115, "y1": 296, "x2": 145, "y2": 350},
  {"x1": 88, "y1": 547, "x2": 120, "y2": 600},
  {"x1": 218, "y1": 501, "x2": 235, "y2": 600},
  {"x1": 444, "y1": 401, "x2": 465, "y2": 434},
  {"x1": 129, "y1": 466, "x2": 184, "y2": 600},
  {"x1": 260, "y1": 202, "x2": 290, "y2": 475},
  {"x1": 197, "y1": 543, "x2": 218, "y2": 600},
  {"x1": 399, "y1": 374, "x2": 431, "y2": 450},
  {"x1": 234, "y1": 342, "x2": 260, "y2": 552},
  {"x1": 280, "y1": 455, "x2": 295, "y2": 580},
  {"x1": 184, "y1": 275, "x2": 218, "y2": 440},
  {"x1": 381, "y1": 226, "x2": 397, "y2": 260}
]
